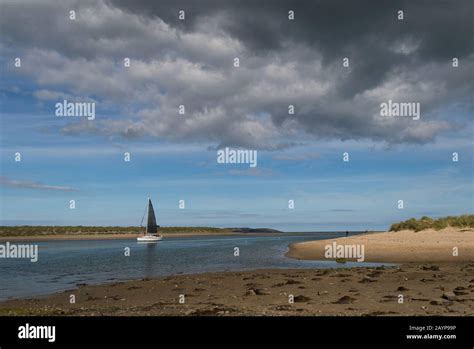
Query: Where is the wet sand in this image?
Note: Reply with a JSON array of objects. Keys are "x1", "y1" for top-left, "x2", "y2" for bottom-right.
[
  {"x1": 286, "y1": 228, "x2": 474, "y2": 263},
  {"x1": 0, "y1": 262, "x2": 473, "y2": 316}
]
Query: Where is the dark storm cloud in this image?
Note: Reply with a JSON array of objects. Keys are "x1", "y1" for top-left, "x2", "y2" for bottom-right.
[
  {"x1": 0, "y1": 0, "x2": 472, "y2": 148},
  {"x1": 111, "y1": 0, "x2": 473, "y2": 58},
  {"x1": 111, "y1": 0, "x2": 474, "y2": 95}
]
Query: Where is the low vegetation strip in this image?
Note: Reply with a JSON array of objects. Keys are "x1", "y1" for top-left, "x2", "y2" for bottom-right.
[{"x1": 0, "y1": 226, "x2": 231, "y2": 237}]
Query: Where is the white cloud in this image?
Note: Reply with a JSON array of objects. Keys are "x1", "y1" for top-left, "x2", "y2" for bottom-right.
[{"x1": 0, "y1": 176, "x2": 78, "y2": 191}]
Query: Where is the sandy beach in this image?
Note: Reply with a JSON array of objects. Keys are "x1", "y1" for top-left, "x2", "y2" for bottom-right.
[{"x1": 286, "y1": 228, "x2": 474, "y2": 263}]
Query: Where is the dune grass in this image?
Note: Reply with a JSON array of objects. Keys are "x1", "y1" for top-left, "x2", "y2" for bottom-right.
[{"x1": 389, "y1": 215, "x2": 474, "y2": 232}]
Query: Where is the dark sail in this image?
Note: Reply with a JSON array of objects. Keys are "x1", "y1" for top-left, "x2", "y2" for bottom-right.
[{"x1": 146, "y1": 199, "x2": 158, "y2": 235}]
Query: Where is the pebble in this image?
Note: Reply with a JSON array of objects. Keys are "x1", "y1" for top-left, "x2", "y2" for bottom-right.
[{"x1": 442, "y1": 292, "x2": 457, "y2": 301}]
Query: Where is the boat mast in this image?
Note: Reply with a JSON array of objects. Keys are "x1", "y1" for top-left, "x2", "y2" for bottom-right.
[{"x1": 145, "y1": 197, "x2": 150, "y2": 234}]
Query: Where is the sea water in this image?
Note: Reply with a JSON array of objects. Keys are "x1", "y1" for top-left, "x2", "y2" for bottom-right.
[{"x1": 0, "y1": 232, "x2": 388, "y2": 300}]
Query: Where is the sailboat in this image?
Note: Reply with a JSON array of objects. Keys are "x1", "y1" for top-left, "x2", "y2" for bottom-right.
[{"x1": 137, "y1": 198, "x2": 163, "y2": 243}]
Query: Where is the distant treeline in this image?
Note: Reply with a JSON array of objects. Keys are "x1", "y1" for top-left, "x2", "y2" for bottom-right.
[
  {"x1": 0, "y1": 226, "x2": 231, "y2": 236},
  {"x1": 389, "y1": 215, "x2": 474, "y2": 232}
]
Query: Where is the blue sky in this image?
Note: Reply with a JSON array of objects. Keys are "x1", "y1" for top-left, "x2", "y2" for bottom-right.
[
  {"x1": 0, "y1": 0, "x2": 473, "y2": 231},
  {"x1": 1, "y1": 88, "x2": 472, "y2": 231}
]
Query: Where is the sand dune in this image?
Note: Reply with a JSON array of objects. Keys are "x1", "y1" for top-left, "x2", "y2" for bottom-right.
[{"x1": 286, "y1": 228, "x2": 474, "y2": 263}]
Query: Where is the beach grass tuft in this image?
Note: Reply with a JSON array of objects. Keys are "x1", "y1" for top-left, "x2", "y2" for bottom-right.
[{"x1": 389, "y1": 215, "x2": 474, "y2": 232}]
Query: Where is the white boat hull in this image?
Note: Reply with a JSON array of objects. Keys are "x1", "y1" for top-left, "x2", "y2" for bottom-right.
[{"x1": 137, "y1": 235, "x2": 162, "y2": 243}]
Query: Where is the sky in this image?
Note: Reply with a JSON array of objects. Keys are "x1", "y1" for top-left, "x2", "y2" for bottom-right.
[{"x1": 0, "y1": 0, "x2": 473, "y2": 231}]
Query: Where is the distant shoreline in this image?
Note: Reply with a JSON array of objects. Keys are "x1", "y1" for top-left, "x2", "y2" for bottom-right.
[
  {"x1": 0, "y1": 226, "x2": 286, "y2": 242},
  {"x1": 0, "y1": 231, "x2": 283, "y2": 242},
  {"x1": 0, "y1": 227, "x2": 379, "y2": 242},
  {"x1": 0, "y1": 231, "x2": 373, "y2": 242}
]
